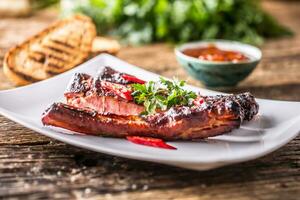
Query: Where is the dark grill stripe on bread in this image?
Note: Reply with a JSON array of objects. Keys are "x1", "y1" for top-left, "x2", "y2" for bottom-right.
[{"x1": 52, "y1": 39, "x2": 76, "y2": 49}]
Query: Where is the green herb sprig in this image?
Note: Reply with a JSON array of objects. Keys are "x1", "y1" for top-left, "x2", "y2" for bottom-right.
[{"x1": 131, "y1": 77, "x2": 197, "y2": 115}]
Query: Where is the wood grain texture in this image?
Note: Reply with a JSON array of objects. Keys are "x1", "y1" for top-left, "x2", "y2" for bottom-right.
[{"x1": 0, "y1": 1, "x2": 299, "y2": 200}]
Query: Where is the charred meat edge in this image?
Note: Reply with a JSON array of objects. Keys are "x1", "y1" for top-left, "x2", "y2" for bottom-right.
[{"x1": 42, "y1": 93, "x2": 258, "y2": 140}]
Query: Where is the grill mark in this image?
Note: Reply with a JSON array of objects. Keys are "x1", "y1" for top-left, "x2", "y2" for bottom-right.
[
  {"x1": 52, "y1": 39, "x2": 75, "y2": 49},
  {"x1": 28, "y1": 52, "x2": 46, "y2": 63},
  {"x1": 10, "y1": 68, "x2": 40, "y2": 82},
  {"x1": 46, "y1": 63, "x2": 63, "y2": 69},
  {"x1": 44, "y1": 45, "x2": 71, "y2": 56},
  {"x1": 46, "y1": 70, "x2": 61, "y2": 76},
  {"x1": 48, "y1": 54, "x2": 68, "y2": 63},
  {"x1": 29, "y1": 56, "x2": 44, "y2": 64},
  {"x1": 30, "y1": 51, "x2": 70, "y2": 67}
]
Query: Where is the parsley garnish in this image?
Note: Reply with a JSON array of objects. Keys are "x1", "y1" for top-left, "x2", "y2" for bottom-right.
[{"x1": 131, "y1": 77, "x2": 197, "y2": 115}]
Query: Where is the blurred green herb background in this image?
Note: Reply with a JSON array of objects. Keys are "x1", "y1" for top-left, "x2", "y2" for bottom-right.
[
  {"x1": 31, "y1": 0, "x2": 59, "y2": 10},
  {"x1": 61, "y1": 0, "x2": 292, "y2": 45}
]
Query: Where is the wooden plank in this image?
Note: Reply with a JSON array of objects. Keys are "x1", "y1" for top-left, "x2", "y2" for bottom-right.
[{"x1": 0, "y1": 123, "x2": 299, "y2": 199}]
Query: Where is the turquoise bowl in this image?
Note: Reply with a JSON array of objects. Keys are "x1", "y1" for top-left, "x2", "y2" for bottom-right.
[{"x1": 175, "y1": 40, "x2": 262, "y2": 87}]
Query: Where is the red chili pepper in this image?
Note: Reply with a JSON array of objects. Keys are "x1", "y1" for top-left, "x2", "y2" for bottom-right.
[
  {"x1": 126, "y1": 136, "x2": 177, "y2": 150},
  {"x1": 118, "y1": 89, "x2": 133, "y2": 101},
  {"x1": 101, "y1": 81, "x2": 133, "y2": 101},
  {"x1": 122, "y1": 74, "x2": 146, "y2": 84},
  {"x1": 193, "y1": 96, "x2": 205, "y2": 106}
]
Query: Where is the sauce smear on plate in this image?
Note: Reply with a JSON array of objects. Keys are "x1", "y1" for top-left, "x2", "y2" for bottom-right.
[{"x1": 183, "y1": 45, "x2": 249, "y2": 63}]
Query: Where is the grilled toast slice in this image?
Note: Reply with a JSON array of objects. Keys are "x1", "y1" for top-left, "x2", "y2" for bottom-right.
[
  {"x1": 91, "y1": 37, "x2": 121, "y2": 55},
  {"x1": 3, "y1": 15, "x2": 96, "y2": 86}
]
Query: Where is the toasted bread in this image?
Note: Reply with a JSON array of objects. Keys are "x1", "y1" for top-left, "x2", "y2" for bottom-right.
[
  {"x1": 3, "y1": 15, "x2": 96, "y2": 86},
  {"x1": 91, "y1": 37, "x2": 121, "y2": 55}
]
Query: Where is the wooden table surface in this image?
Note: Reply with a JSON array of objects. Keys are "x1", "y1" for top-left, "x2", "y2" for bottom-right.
[{"x1": 0, "y1": 1, "x2": 299, "y2": 199}]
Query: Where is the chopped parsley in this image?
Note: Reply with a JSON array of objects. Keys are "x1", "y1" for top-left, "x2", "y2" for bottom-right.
[{"x1": 131, "y1": 77, "x2": 197, "y2": 115}]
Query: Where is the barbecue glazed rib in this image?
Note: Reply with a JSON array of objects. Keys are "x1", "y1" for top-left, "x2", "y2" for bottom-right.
[
  {"x1": 64, "y1": 67, "x2": 146, "y2": 116},
  {"x1": 42, "y1": 67, "x2": 259, "y2": 140}
]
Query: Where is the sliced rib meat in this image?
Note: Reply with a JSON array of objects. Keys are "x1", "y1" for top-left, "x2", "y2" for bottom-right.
[
  {"x1": 64, "y1": 68, "x2": 144, "y2": 116},
  {"x1": 42, "y1": 66, "x2": 259, "y2": 140},
  {"x1": 66, "y1": 95, "x2": 144, "y2": 116},
  {"x1": 42, "y1": 93, "x2": 258, "y2": 140}
]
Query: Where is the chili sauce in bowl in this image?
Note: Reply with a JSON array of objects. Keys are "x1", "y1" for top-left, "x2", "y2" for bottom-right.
[
  {"x1": 183, "y1": 45, "x2": 250, "y2": 63},
  {"x1": 175, "y1": 40, "x2": 261, "y2": 87}
]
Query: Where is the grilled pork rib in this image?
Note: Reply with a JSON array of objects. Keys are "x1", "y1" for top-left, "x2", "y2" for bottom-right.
[
  {"x1": 64, "y1": 68, "x2": 144, "y2": 116},
  {"x1": 42, "y1": 67, "x2": 259, "y2": 140}
]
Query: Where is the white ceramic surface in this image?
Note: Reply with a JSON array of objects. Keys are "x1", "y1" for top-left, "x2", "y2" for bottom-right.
[{"x1": 0, "y1": 54, "x2": 299, "y2": 171}]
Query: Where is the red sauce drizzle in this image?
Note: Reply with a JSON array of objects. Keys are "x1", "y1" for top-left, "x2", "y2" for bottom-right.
[{"x1": 183, "y1": 45, "x2": 249, "y2": 63}]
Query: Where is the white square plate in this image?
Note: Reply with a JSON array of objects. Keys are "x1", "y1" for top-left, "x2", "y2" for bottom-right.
[{"x1": 0, "y1": 54, "x2": 299, "y2": 170}]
